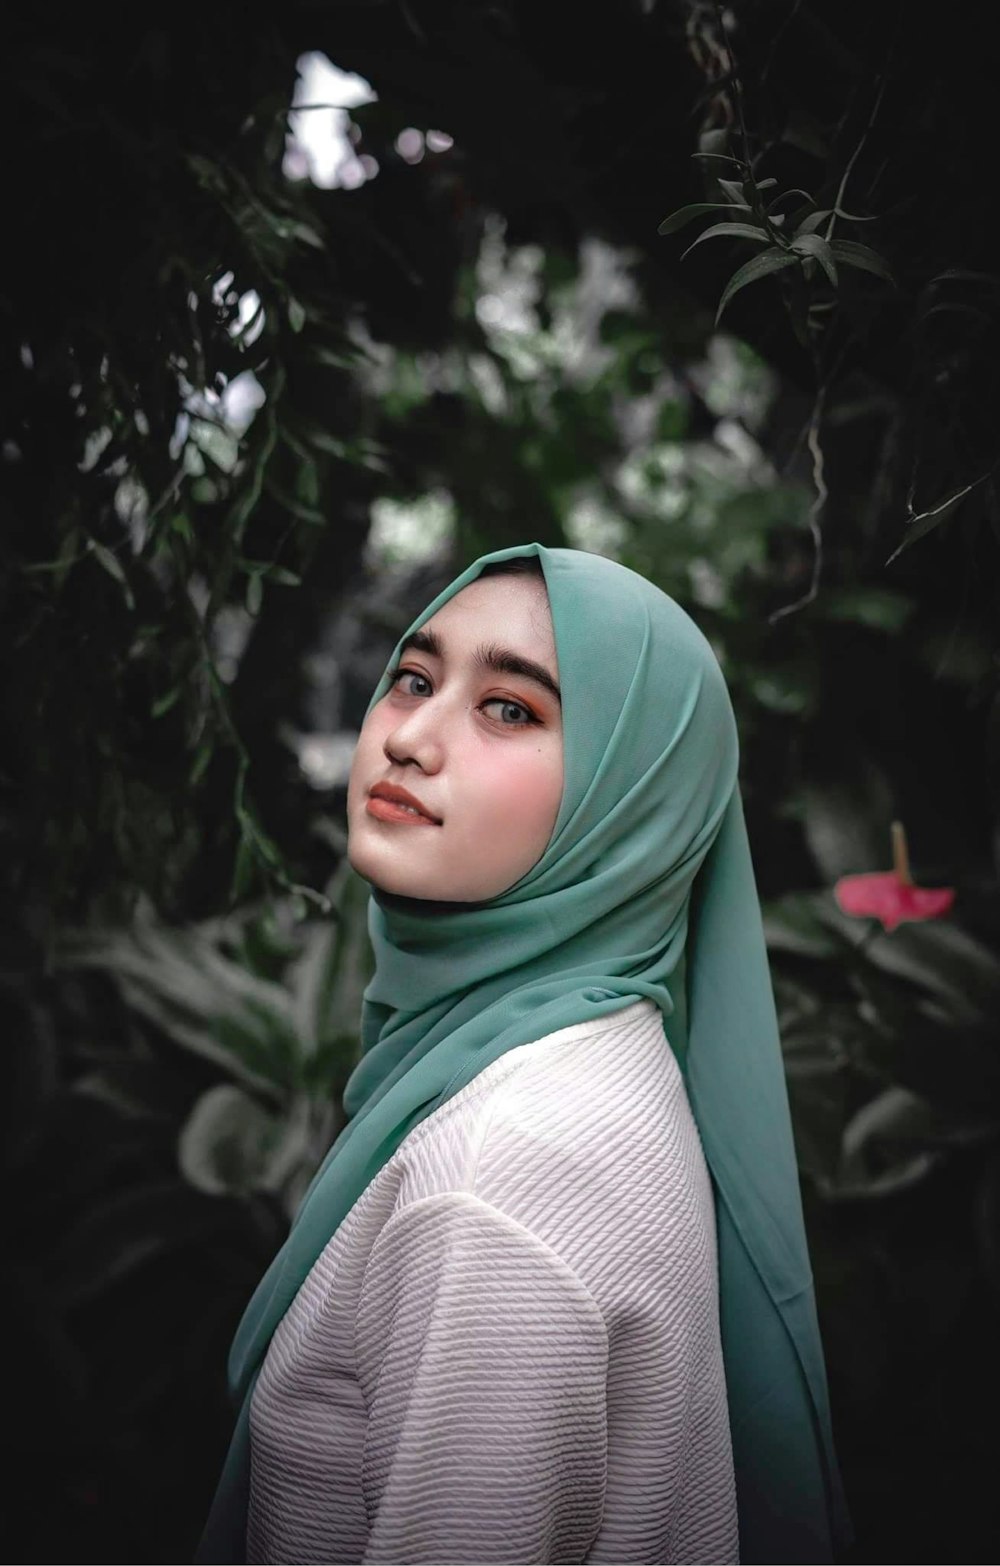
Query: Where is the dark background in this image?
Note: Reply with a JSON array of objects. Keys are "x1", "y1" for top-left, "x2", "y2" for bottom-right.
[{"x1": 3, "y1": 3, "x2": 999, "y2": 1561}]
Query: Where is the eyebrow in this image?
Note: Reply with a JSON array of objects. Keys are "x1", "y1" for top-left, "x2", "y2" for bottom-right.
[{"x1": 397, "y1": 626, "x2": 561, "y2": 706}]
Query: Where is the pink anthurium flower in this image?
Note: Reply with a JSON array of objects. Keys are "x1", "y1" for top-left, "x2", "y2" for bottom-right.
[{"x1": 833, "y1": 821, "x2": 956, "y2": 933}]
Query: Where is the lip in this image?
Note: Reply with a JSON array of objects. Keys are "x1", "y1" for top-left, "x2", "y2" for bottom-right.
[{"x1": 367, "y1": 782, "x2": 441, "y2": 825}]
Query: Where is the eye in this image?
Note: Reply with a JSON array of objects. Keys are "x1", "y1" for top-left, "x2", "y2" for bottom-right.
[
  {"x1": 387, "y1": 667, "x2": 431, "y2": 697},
  {"x1": 481, "y1": 698, "x2": 535, "y2": 727}
]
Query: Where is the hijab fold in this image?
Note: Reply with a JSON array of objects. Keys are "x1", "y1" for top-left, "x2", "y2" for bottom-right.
[{"x1": 196, "y1": 542, "x2": 852, "y2": 1565}]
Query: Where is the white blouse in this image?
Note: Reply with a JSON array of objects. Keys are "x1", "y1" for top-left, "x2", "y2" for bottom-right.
[{"x1": 247, "y1": 997, "x2": 738, "y2": 1565}]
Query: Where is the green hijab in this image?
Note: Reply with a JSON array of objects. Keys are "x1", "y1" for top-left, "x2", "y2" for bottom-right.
[{"x1": 196, "y1": 541, "x2": 852, "y2": 1565}]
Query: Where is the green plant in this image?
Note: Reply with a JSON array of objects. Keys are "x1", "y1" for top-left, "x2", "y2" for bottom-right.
[
  {"x1": 658, "y1": 156, "x2": 892, "y2": 329},
  {"x1": 764, "y1": 885, "x2": 1000, "y2": 1229},
  {"x1": 57, "y1": 847, "x2": 374, "y2": 1220}
]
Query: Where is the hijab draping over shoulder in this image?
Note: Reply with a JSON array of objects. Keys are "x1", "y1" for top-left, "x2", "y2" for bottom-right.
[{"x1": 196, "y1": 542, "x2": 852, "y2": 1565}]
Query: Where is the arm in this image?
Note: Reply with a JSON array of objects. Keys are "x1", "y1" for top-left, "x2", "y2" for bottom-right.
[{"x1": 355, "y1": 1190, "x2": 609, "y2": 1565}]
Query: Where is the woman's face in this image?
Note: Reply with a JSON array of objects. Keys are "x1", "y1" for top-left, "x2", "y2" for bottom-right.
[{"x1": 347, "y1": 574, "x2": 563, "y2": 901}]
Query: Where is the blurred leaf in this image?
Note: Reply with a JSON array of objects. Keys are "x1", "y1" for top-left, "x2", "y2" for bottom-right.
[
  {"x1": 88, "y1": 540, "x2": 135, "y2": 610},
  {"x1": 178, "y1": 1084, "x2": 311, "y2": 1198},
  {"x1": 836, "y1": 1086, "x2": 944, "y2": 1198},
  {"x1": 45, "y1": 1181, "x2": 227, "y2": 1306},
  {"x1": 179, "y1": 1084, "x2": 280, "y2": 1195},
  {"x1": 859, "y1": 920, "x2": 1000, "y2": 1026},
  {"x1": 763, "y1": 892, "x2": 848, "y2": 959},
  {"x1": 800, "y1": 775, "x2": 894, "y2": 882},
  {"x1": 819, "y1": 587, "x2": 915, "y2": 631}
]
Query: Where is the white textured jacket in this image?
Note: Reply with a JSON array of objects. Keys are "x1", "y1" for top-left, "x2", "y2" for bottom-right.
[{"x1": 247, "y1": 997, "x2": 738, "y2": 1565}]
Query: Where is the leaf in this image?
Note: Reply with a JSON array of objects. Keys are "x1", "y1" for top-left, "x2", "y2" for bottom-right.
[
  {"x1": 179, "y1": 1084, "x2": 312, "y2": 1199},
  {"x1": 790, "y1": 233, "x2": 838, "y2": 287},
  {"x1": 819, "y1": 587, "x2": 915, "y2": 632},
  {"x1": 691, "y1": 151, "x2": 746, "y2": 168},
  {"x1": 927, "y1": 268, "x2": 1000, "y2": 290},
  {"x1": 657, "y1": 201, "x2": 752, "y2": 236},
  {"x1": 178, "y1": 1084, "x2": 280, "y2": 1195},
  {"x1": 151, "y1": 686, "x2": 182, "y2": 719},
  {"x1": 246, "y1": 571, "x2": 263, "y2": 616},
  {"x1": 768, "y1": 188, "x2": 819, "y2": 214},
  {"x1": 89, "y1": 540, "x2": 135, "y2": 610},
  {"x1": 795, "y1": 208, "x2": 835, "y2": 236},
  {"x1": 859, "y1": 919, "x2": 1000, "y2": 1027},
  {"x1": 717, "y1": 177, "x2": 746, "y2": 204},
  {"x1": 835, "y1": 1086, "x2": 943, "y2": 1199},
  {"x1": 715, "y1": 248, "x2": 799, "y2": 324},
  {"x1": 679, "y1": 222, "x2": 771, "y2": 261},
  {"x1": 288, "y1": 859, "x2": 373, "y2": 1063},
  {"x1": 263, "y1": 479, "x2": 326, "y2": 525},
  {"x1": 230, "y1": 834, "x2": 257, "y2": 904},
  {"x1": 829, "y1": 240, "x2": 894, "y2": 284},
  {"x1": 287, "y1": 297, "x2": 306, "y2": 333},
  {"x1": 885, "y1": 475, "x2": 989, "y2": 564},
  {"x1": 762, "y1": 892, "x2": 849, "y2": 960},
  {"x1": 292, "y1": 221, "x2": 325, "y2": 251},
  {"x1": 919, "y1": 302, "x2": 993, "y2": 326},
  {"x1": 45, "y1": 1181, "x2": 226, "y2": 1307}
]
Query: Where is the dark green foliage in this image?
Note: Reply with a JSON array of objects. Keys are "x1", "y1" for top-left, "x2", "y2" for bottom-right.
[{"x1": 3, "y1": 4, "x2": 1000, "y2": 1563}]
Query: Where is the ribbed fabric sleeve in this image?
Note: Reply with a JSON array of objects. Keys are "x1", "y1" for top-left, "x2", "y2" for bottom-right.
[
  {"x1": 355, "y1": 1191, "x2": 609, "y2": 1564},
  {"x1": 246, "y1": 998, "x2": 738, "y2": 1565}
]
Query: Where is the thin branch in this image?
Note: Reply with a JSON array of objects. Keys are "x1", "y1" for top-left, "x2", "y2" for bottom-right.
[
  {"x1": 769, "y1": 389, "x2": 827, "y2": 623},
  {"x1": 824, "y1": 73, "x2": 888, "y2": 244}
]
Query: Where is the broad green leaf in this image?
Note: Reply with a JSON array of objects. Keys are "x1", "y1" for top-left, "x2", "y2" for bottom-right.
[
  {"x1": 790, "y1": 233, "x2": 838, "y2": 287},
  {"x1": 836, "y1": 1086, "x2": 943, "y2": 1199},
  {"x1": 680, "y1": 222, "x2": 770, "y2": 260},
  {"x1": 179, "y1": 1084, "x2": 281, "y2": 1196},
  {"x1": 657, "y1": 201, "x2": 752, "y2": 236},
  {"x1": 829, "y1": 240, "x2": 894, "y2": 283},
  {"x1": 859, "y1": 919, "x2": 1000, "y2": 1026},
  {"x1": 715, "y1": 248, "x2": 799, "y2": 325},
  {"x1": 762, "y1": 892, "x2": 848, "y2": 960}
]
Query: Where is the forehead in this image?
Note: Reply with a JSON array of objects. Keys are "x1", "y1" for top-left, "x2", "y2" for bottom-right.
[{"x1": 425, "y1": 575, "x2": 555, "y2": 650}]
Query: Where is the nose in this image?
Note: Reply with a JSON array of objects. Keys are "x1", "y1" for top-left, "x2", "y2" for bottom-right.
[{"x1": 382, "y1": 699, "x2": 445, "y2": 772}]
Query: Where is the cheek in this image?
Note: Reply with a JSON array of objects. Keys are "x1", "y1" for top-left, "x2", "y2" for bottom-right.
[{"x1": 467, "y1": 743, "x2": 562, "y2": 832}]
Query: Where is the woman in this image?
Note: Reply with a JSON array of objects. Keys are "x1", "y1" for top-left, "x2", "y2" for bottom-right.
[{"x1": 196, "y1": 542, "x2": 852, "y2": 1565}]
